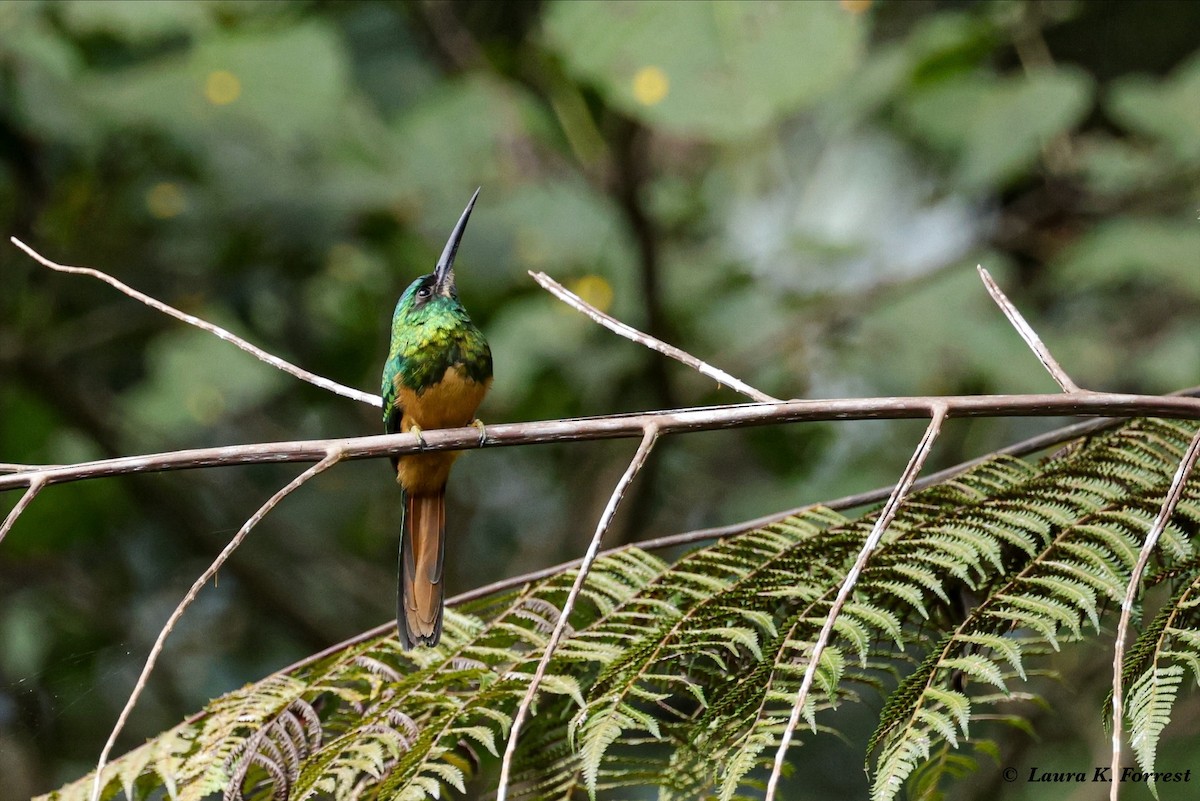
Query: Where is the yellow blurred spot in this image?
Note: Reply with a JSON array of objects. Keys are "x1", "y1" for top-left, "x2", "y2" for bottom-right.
[
  {"x1": 568, "y1": 274, "x2": 614, "y2": 314},
  {"x1": 204, "y1": 70, "x2": 241, "y2": 105},
  {"x1": 186, "y1": 385, "x2": 225, "y2": 425},
  {"x1": 839, "y1": 0, "x2": 872, "y2": 13},
  {"x1": 146, "y1": 182, "x2": 186, "y2": 219},
  {"x1": 631, "y1": 66, "x2": 669, "y2": 106}
]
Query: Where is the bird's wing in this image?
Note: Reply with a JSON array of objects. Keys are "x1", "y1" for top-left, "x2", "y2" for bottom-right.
[
  {"x1": 382, "y1": 356, "x2": 405, "y2": 435},
  {"x1": 382, "y1": 358, "x2": 406, "y2": 475}
]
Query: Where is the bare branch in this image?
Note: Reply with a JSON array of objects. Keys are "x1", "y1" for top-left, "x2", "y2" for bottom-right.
[
  {"x1": 89, "y1": 448, "x2": 345, "y2": 801},
  {"x1": 531, "y1": 270, "x2": 781, "y2": 403},
  {"x1": 0, "y1": 475, "x2": 45, "y2": 546},
  {"x1": 5, "y1": 393, "x2": 1200, "y2": 493},
  {"x1": 1108, "y1": 426, "x2": 1200, "y2": 801},
  {"x1": 495, "y1": 425, "x2": 659, "y2": 801},
  {"x1": 765, "y1": 404, "x2": 948, "y2": 801},
  {"x1": 978, "y1": 265, "x2": 1081, "y2": 393},
  {"x1": 11, "y1": 238, "x2": 381, "y2": 408}
]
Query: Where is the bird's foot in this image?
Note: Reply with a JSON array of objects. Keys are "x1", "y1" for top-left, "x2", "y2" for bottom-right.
[
  {"x1": 471, "y1": 418, "x2": 488, "y2": 447},
  {"x1": 409, "y1": 424, "x2": 427, "y2": 448}
]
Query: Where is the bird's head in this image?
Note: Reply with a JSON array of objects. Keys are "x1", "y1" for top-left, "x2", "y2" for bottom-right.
[{"x1": 394, "y1": 188, "x2": 480, "y2": 320}]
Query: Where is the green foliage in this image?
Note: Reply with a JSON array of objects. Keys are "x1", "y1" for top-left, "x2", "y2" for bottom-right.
[
  {"x1": 40, "y1": 418, "x2": 1200, "y2": 801},
  {"x1": 1119, "y1": 562, "x2": 1200, "y2": 798},
  {"x1": 543, "y1": 1, "x2": 864, "y2": 140},
  {"x1": 901, "y1": 67, "x2": 1094, "y2": 190}
]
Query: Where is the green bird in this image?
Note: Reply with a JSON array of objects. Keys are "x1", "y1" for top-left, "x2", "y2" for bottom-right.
[{"x1": 381, "y1": 189, "x2": 493, "y2": 648}]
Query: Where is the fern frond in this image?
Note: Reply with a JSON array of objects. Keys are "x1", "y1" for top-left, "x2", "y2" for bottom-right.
[
  {"x1": 1119, "y1": 564, "x2": 1200, "y2": 795},
  {"x1": 40, "y1": 418, "x2": 1200, "y2": 801}
]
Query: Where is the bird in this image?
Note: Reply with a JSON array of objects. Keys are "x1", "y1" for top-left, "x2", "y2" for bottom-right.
[{"x1": 381, "y1": 189, "x2": 493, "y2": 648}]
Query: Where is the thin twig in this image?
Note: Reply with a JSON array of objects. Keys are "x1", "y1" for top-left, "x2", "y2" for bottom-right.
[
  {"x1": 0, "y1": 475, "x2": 44, "y2": 546},
  {"x1": 977, "y1": 265, "x2": 1081, "y2": 393},
  {"x1": 1108, "y1": 426, "x2": 1200, "y2": 801},
  {"x1": 531, "y1": 271, "x2": 780, "y2": 403},
  {"x1": 764, "y1": 404, "x2": 947, "y2": 801},
  {"x1": 11, "y1": 238, "x2": 380, "y2": 408},
  {"x1": 6, "y1": 393, "x2": 1200, "y2": 493},
  {"x1": 89, "y1": 449, "x2": 344, "y2": 801},
  {"x1": 0, "y1": 462, "x2": 54, "y2": 473},
  {"x1": 495, "y1": 426, "x2": 659, "y2": 801}
]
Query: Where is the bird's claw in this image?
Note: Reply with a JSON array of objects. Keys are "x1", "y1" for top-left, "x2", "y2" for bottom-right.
[
  {"x1": 471, "y1": 419, "x2": 487, "y2": 447},
  {"x1": 409, "y1": 424, "x2": 427, "y2": 448}
]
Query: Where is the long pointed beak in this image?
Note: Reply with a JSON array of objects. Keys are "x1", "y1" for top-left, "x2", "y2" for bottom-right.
[{"x1": 434, "y1": 187, "x2": 480, "y2": 296}]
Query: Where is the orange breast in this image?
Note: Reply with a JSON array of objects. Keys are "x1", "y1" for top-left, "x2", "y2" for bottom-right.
[{"x1": 393, "y1": 366, "x2": 492, "y2": 494}]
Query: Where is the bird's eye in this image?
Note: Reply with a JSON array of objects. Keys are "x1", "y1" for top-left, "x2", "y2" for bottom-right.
[{"x1": 416, "y1": 286, "x2": 432, "y2": 300}]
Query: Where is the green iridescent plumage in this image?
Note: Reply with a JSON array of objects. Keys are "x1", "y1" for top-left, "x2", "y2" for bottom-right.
[
  {"x1": 381, "y1": 190, "x2": 492, "y2": 649},
  {"x1": 381, "y1": 280, "x2": 492, "y2": 425}
]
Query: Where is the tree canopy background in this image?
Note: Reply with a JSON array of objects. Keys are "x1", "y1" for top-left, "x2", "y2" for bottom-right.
[{"x1": 1, "y1": 1, "x2": 1198, "y2": 798}]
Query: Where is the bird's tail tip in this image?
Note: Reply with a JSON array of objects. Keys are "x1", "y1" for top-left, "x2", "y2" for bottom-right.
[{"x1": 397, "y1": 491, "x2": 447, "y2": 649}]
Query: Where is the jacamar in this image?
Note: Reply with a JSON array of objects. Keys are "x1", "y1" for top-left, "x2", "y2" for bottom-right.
[{"x1": 381, "y1": 189, "x2": 493, "y2": 648}]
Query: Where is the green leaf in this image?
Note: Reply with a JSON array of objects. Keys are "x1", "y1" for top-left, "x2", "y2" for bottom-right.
[
  {"x1": 543, "y1": 0, "x2": 864, "y2": 141},
  {"x1": 1054, "y1": 218, "x2": 1200, "y2": 297},
  {"x1": 86, "y1": 21, "x2": 349, "y2": 149},
  {"x1": 901, "y1": 68, "x2": 1094, "y2": 190},
  {"x1": 119, "y1": 319, "x2": 288, "y2": 442},
  {"x1": 390, "y1": 75, "x2": 553, "y2": 204},
  {"x1": 60, "y1": 0, "x2": 212, "y2": 43},
  {"x1": 1108, "y1": 52, "x2": 1200, "y2": 164}
]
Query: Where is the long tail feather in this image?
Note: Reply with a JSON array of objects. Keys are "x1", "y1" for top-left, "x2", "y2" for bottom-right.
[{"x1": 397, "y1": 489, "x2": 446, "y2": 648}]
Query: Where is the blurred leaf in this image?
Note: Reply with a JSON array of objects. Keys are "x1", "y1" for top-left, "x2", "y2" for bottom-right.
[
  {"x1": 489, "y1": 180, "x2": 632, "y2": 297},
  {"x1": 485, "y1": 297, "x2": 640, "y2": 414},
  {"x1": 720, "y1": 129, "x2": 983, "y2": 296},
  {"x1": 1055, "y1": 218, "x2": 1200, "y2": 297},
  {"x1": 0, "y1": 596, "x2": 52, "y2": 676},
  {"x1": 0, "y1": 387, "x2": 59, "y2": 464},
  {"x1": 1139, "y1": 323, "x2": 1200, "y2": 391},
  {"x1": 0, "y1": 5, "x2": 78, "y2": 79},
  {"x1": 903, "y1": 11, "x2": 998, "y2": 83},
  {"x1": 305, "y1": 241, "x2": 390, "y2": 340},
  {"x1": 1107, "y1": 52, "x2": 1200, "y2": 164},
  {"x1": 60, "y1": 0, "x2": 212, "y2": 42},
  {"x1": 543, "y1": 0, "x2": 864, "y2": 141},
  {"x1": 119, "y1": 319, "x2": 287, "y2": 442},
  {"x1": 849, "y1": 262, "x2": 1057, "y2": 395},
  {"x1": 901, "y1": 68, "x2": 1094, "y2": 190},
  {"x1": 1, "y1": 7, "x2": 99, "y2": 146},
  {"x1": 390, "y1": 74, "x2": 554, "y2": 206},
  {"x1": 1077, "y1": 134, "x2": 1168, "y2": 195},
  {"x1": 85, "y1": 20, "x2": 349, "y2": 149}
]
